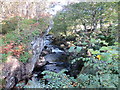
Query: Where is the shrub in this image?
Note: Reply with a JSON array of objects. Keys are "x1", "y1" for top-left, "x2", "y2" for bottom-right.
[{"x1": 1, "y1": 17, "x2": 20, "y2": 34}]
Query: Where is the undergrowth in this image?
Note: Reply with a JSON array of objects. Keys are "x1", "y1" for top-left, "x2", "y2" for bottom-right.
[{"x1": 1, "y1": 16, "x2": 49, "y2": 63}]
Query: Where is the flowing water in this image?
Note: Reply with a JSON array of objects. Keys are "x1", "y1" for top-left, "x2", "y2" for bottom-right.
[
  {"x1": 29, "y1": 18, "x2": 71, "y2": 83},
  {"x1": 33, "y1": 33, "x2": 70, "y2": 73}
]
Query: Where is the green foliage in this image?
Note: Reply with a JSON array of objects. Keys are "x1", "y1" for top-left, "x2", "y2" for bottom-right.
[
  {"x1": 24, "y1": 69, "x2": 78, "y2": 88},
  {"x1": 20, "y1": 19, "x2": 36, "y2": 25},
  {"x1": 51, "y1": 12, "x2": 67, "y2": 35},
  {"x1": 44, "y1": 2, "x2": 119, "y2": 89},
  {"x1": 31, "y1": 30, "x2": 40, "y2": 36},
  {"x1": 1, "y1": 2, "x2": 119, "y2": 88},
  {"x1": 52, "y1": 2, "x2": 118, "y2": 38},
  {"x1": 1, "y1": 53, "x2": 10, "y2": 62},
  {"x1": 37, "y1": 2, "x2": 119, "y2": 88},
  {"x1": 41, "y1": 69, "x2": 77, "y2": 88},
  {"x1": 77, "y1": 73, "x2": 118, "y2": 88},
  {"x1": 24, "y1": 79, "x2": 45, "y2": 88},
  {"x1": 19, "y1": 51, "x2": 31, "y2": 63},
  {"x1": 19, "y1": 19, "x2": 36, "y2": 30},
  {"x1": 37, "y1": 43, "x2": 119, "y2": 88},
  {"x1": 68, "y1": 46, "x2": 82, "y2": 53},
  {"x1": 1, "y1": 16, "x2": 49, "y2": 64},
  {"x1": 1, "y1": 17, "x2": 21, "y2": 34},
  {"x1": 3, "y1": 32, "x2": 18, "y2": 43},
  {"x1": 18, "y1": 17, "x2": 49, "y2": 31}
]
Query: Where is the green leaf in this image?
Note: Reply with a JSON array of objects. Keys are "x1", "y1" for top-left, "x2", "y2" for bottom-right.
[
  {"x1": 82, "y1": 42, "x2": 88, "y2": 45},
  {"x1": 68, "y1": 46, "x2": 82, "y2": 53},
  {"x1": 68, "y1": 46, "x2": 75, "y2": 52},
  {"x1": 75, "y1": 46, "x2": 82, "y2": 52},
  {"x1": 100, "y1": 46, "x2": 109, "y2": 51},
  {"x1": 100, "y1": 40, "x2": 108, "y2": 45},
  {"x1": 114, "y1": 42, "x2": 120, "y2": 45},
  {"x1": 90, "y1": 38, "x2": 96, "y2": 43},
  {"x1": 100, "y1": 53, "x2": 111, "y2": 61},
  {"x1": 89, "y1": 49, "x2": 100, "y2": 54}
]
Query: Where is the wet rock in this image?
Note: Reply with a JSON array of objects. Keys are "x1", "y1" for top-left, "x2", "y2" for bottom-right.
[
  {"x1": 43, "y1": 45, "x2": 66, "y2": 55},
  {"x1": 41, "y1": 50, "x2": 50, "y2": 56},
  {"x1": 44, "y1": 53, "x2": 67, "y2": 63},
  {"x1": 51, "y1": 47, "x2": 65, "y2": 53},
  {"x1": 44, "y1": 62, "x2": 70, "y2": 73},
  {"x1": 44, "y1": 39, "x2": 52, "y2": 46},
  {"x1": 35, "y1": 57, "x2": 47, "y2": 68},
  {"x1": 51, "y1": 45, "x2": 64, "y2": 50},
  {"x1": 44, "y1": 64, "x2": 64, "y2": 73},
  {"x1": 45, "y1": 34, "x2": 54, "y2": 40},
  {"x1": 44, "y1": 45, "x2": 52, "y2": 51},
  {"x1": 44, "y1": 34, "x2": 54, "y2": 46}
]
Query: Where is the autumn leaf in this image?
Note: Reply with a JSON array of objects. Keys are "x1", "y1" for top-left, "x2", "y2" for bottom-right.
[{"x1": 96, "y1": 55, "x2": 101, "y2": 60}]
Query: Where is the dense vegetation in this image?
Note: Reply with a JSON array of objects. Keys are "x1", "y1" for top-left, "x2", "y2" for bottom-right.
[
  {"x1": 1, "y1": 16, "x2": 50, "y2": 63},
  {"x1": 1, "y1": 2, "x2": 119, "y2": 89},
  {"x1": 30, "y1": 2, "x2": 119, "y2": 88}
]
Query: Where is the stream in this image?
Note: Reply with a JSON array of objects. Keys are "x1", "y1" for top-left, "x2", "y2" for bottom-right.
[
  {"x1": 16, "y1": 3, "x2": 84, "y2": 88},
  {"x1": 32, "y1": 33, "x2": 71, "y2": 79},
  {"x1": 26, "y1": 17, "x2": 84, "y2": 87}
]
